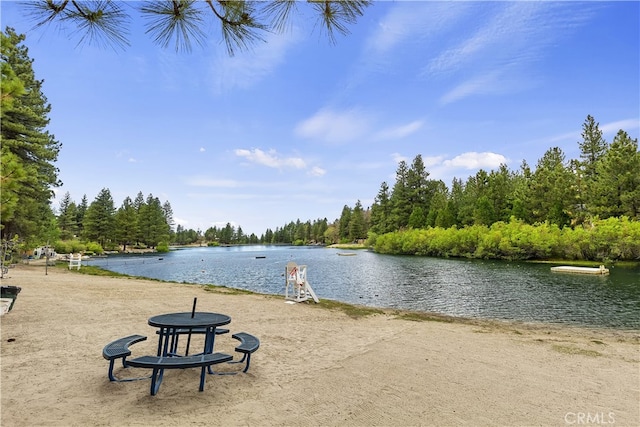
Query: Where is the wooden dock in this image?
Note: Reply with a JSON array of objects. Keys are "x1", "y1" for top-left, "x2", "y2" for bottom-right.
[{"x1": 550, "y1": 265, "x2": 609, "y2": 275}]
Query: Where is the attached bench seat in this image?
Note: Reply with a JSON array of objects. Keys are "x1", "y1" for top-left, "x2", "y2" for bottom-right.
[
  {"x1": 126, "y1": 352, "x2": 233, "y2": 395},
  {"x1": 157, "y1": 327, "x2": 229, "y2": 356},
  {"x1": 102, "y1": 334, "x2": 147, "y2": 382},
  {"x1": 231, "y1": 332, "x2": 260, "y2": 373}
]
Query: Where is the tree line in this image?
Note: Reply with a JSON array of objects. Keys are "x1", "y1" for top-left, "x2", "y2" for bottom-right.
[
  {"x1": 55, "y1": 189, "x2": 174, "y2": 253},
  {"x1": 364, "y1": 115, "x2": 638, "y2": 234},
  {"x1": 324, "y1": 115, "x2": 639, "y2": 260}
]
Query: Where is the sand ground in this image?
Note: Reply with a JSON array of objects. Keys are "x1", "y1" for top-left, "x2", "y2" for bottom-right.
[{"x1": 1, "y1": 264, "x2": 638, "y2": 426}]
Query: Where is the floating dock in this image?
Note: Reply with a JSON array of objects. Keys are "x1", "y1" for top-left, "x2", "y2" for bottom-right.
[
  {"x1": 337, "y1": 253, "x2": 357, "y2": 256},
  {"x1": 550, "y1": 265, "x2": 609, "y2": 275}
]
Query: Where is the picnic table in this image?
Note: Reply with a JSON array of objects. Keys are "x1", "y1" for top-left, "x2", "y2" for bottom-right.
[
  {"x1": 103, "y1": 306, "x2": 259, "y2": 395},
  {"x1": 149, "y1": 311, "x2": 231, "y2": 357}
]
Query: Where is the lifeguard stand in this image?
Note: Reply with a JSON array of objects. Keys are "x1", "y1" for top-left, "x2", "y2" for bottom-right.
[
  {"x1": 285, "y1": 261, "x2": 318, "y2": 303},
  {"x1": 68, "y1": 254, "x2": 82, "y2": 270}
]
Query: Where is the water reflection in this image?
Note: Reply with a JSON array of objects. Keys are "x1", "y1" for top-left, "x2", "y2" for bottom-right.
[{"x1": 90, "y1": 246, "x2": 640, "y2": 329}]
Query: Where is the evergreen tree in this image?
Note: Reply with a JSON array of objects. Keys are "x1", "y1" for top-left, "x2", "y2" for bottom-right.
[
  {"x1": 234, "y1": 225, "x2": 242, "y2": 243},
  {"x1": 114, "y1": 196, "x2": 139, "y2": 251},
  {"x1": 408, "y1": 206, "x2": 426, "y2": 229},
  {"x1": 448, "y1": 178, "x2": 465, "y2": 227},
  {"x1": 1, "y1": 28, "x2": 61, "y2": 242},
  {"x1": 407, "y1": 154, "x2": 431, "y2": 215},
  {"x1": 57, "y1": 192, "x2": 78, "y2": 240},
  {"x1": 425, "y1": 180, "x2": 449, "y2": 227},
  {"x1": 471, "y1": 169, "x2": 492, "y2": 225},
  {"x1": 311, "y1": 218, "x2": 328, "y2": 243},
  {"x1": 0, "y1": 30, "x2": 26, "y2": 226},
  {"x1": 510, "y1": 161, "x2": 532, "y2": 221},
  {"x1": 370, "y1": 181, "x2": 393, "y2": 234},
  {"x1": 389, "y1": 160, "x2": 411, "y2": 229},
  {"x1": 138, "y1": 194, "x2": 169, "y2": 248},
  {"x1": 528, "y1": 148, "x2": 575, "y2": 227},
  {"x1": 83, "y1": 188, "x2": 116, "y2": 247},
  {"x1": 162, "y1": 201, "x2": 175, "y2": 232},
  {"x1": 220, "y1": 223, "x2": 234, "y2": 244},
  {"x1": 349, "y1": 200, "x2": 366, "y2": 240},
  {"x1": 263, "y1": 228, "x2": 274, "y2": 244},
  {"x1": 204, "y1": 226, "x2": 219, "y2": 242},
  {"x1": 578, "y1": 115, "x2": 607, "y2": 181},
  {"x1": 76, "y1": 195, "x2": 88, "y2": 236},
  {"x1": 338, "y1": 205, "x2": 352, "y2": 240},
  {"x1": 487, "y1": 164, "x2": 515, "y2": 223},
  {"x1": 592, "y1": 130, "x2": 640, "y2": 219},
  {"x1": 578, "y1": 115, "x2": 608, "y2": 214}
]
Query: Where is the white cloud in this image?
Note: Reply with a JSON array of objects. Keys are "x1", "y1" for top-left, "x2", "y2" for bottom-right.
[
  {"x1": 199, "y1": 147, "x2": 206, "y2": 152},
  {"x1": 427, "y1": 3, "x2": 592, "y2": 75},
  {"x1": 375, "y1": 120, "x2": 425, "y2": 140},
  {"x1": 601, "y1": 119, "x2": 640, "y2": 135},
  {"x1": 185, "y1": 177, "x2": 239, "y2": 188},
  {"x1": 391, "y1": 153, "x2": 409, "y2": 164},
  {"x1": 439, "y1": 71, "x2": 506, "y2": 105},
  {"x1": 128, "y1": 158, "x2": 137, "y2": 163},
  {"x1": 308, "y1": 166, "x2": 326, "y2": 177},
  {"x1": 426, "y1": 3, "x2": 596, "y2": 103},
  {"x1": 234, "y1": 148, "x2": 306, "y2": 169},
  {"x1": 173, "y1": 217, "x2": 188, "y2": 226},
  {"x1": 423, "y1": 155, "x2": 447, "y2": 168},
  {"x1": 294, "y1": 108, "x2": 372, "y2": 144},
  {"x1": 366, "y1": 2, "x2": 471, "y2": 55},
  {"x1": 443, "y1": 152, "x2": 507, "y2": 170}
]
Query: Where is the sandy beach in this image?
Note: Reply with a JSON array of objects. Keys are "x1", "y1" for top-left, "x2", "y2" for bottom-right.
[{"x1": 1, "y1": 263, "x2": 638, "y2": 426}]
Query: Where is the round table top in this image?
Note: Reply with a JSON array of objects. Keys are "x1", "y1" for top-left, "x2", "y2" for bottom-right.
[{"x1": 148, "y1": 312, "x2": 231, "y2": 329}]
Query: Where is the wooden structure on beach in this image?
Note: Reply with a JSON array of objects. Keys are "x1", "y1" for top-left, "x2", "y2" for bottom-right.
[
  {"x1": 285, "y1": 262, "x2": 319, "y2": 303},
  {"x1": 68, "y1": 254, "x2": 82, "y2": 270}
]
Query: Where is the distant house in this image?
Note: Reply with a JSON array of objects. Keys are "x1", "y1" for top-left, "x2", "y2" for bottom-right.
[{"x1": 31, "y1": 247, "x2": 57, "y2": 259}]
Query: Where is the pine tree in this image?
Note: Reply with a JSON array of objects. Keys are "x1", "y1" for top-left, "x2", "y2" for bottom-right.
[
  {"x1": 25, "y1": 1, "x2": 371, "y2": 54},
  {"x1": 528, "y1": 147, "x2": 575, "y2": 227},
  {"x1": 1, "y1": 28, "x2": 61, "y2": 242},
  {"x1": 57, "y1": 192, "x2": 78, "y2": 240},
  {"x1": 578, "y1": 115, "x2": 608, "y2": 214},
  {"x1": 349, "y1": 200, "x2": 366, "y2": 240},
  {"x1": 338, "y1": 205, "x2": 352, "y2": 240},
  {"x1": 83, "y1": 188, "x2": 116, "y2": 247},
  {"x1": 389, "y1": 160, "x2": 411, "y2": 229},
  {"x1": 138, "y1": 194, "x2": 169, "y2": 248},
  {"x1": 592, "y1": 130, "x2": 640, "y2": 219},
  {"x1": 370, "y1": 181, "x2": 392, "y2": 234},
  {"x1": 407, "y1": 155, "x2": 431, "y2": 215},
  {"x1": 114, "y1": 196, "x2": 139, "y2": 251},
  {"x1": 76, "y1": 195, "x2": 88, "y2": 236}
]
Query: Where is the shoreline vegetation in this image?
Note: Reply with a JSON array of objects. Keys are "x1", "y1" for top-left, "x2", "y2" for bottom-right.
[
  {"x1": 368, "y1": 216, "x2": 640, "y2": 264},
  {"x1": 28, "y1": 216, "x2": 639, "y2": 270}
]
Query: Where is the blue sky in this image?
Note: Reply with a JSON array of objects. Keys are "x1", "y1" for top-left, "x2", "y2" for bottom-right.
[{"x1": 2, "y1": 1, "x2": 638, "y2": 236}]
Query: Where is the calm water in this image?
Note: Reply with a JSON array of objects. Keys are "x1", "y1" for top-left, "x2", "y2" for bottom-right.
[{"x1": 88, "y1": 245, "x2": 640, "y2": 330}]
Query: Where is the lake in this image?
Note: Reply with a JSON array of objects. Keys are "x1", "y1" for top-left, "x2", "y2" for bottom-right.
[{"x1": 88, "y1": 245, "x2": 640, "y2": 330}]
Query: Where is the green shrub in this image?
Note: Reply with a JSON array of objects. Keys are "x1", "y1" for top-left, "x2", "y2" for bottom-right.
[
  {"x1": 85, "y1": 242, "x2": 104, "y2": 255},
  {"x1": 371, "y1": 217, "x2": 640, "y2": 261}
]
